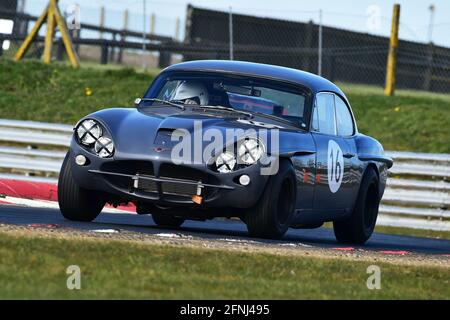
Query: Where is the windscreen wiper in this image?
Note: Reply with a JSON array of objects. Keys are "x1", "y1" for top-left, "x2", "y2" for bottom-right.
[
  {"x1": 135, "y1": 98, "x2": 185, "y2": 110},
  {"x1": 195, "y1": 105, "x2": 253, "y2": 118},
  {"x1": 251, "y1": 111, "x2": 307, "y2": 129}
]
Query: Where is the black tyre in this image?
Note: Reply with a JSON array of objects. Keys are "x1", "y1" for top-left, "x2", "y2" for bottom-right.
[
  {"x1": 245, "y1": 160, "x2": 297, "y2": 239},
  {"x1": 151, "y1": 207, "x2": 185, "y2": 228},
  {"x1": 58, "y1": 152, "x2": 105, "y2": 221},
  {"x1": 333, "y1": 167, "x2": 380, "y2": 244}
]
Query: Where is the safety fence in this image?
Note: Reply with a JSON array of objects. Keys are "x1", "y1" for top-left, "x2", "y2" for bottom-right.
[
  {"x1": 0, "y1": 119, "x2": 448, "y2": 231},
  {"x1": 1, "y1": 2, "x2": 449, "y2": 92}
]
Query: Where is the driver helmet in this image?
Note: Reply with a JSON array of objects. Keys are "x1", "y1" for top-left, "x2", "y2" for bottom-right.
[{"x1": 172, "y1": 81, "x2": 209, "y2": 105}]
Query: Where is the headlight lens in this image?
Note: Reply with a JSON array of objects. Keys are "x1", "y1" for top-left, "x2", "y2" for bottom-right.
[
  {"x1": 94, "y1": 137, "x2": 114, "y2": 158},
  {"x1": 75, "y1": 119, "x2": 114, "y2": 158},
  {"x1": 215, "y1": 151, "x2": 236, "y2": 173},
  {"x1": 237, "y1": 138, "x2": 264, "y2": 165},
  {"x1": 76, "y1": 119, "x2": 102, "y2": 145}
]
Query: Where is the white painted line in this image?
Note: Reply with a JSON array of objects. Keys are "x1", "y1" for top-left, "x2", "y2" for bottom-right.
[
  {"x1": 90, "y1": 229, "x2": 120, "y2": 234},
  {"x1": 155, "y1": 233, "x2": 191, "y2": 238}
]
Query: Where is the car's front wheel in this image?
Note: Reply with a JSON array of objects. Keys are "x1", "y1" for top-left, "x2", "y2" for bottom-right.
[
  {"x1": 245, "y1": 160, "x2": 296, "y2": 239},
  {"x1": 58, "y1": 152, "x2": 105, "y2": 221},
  {"x1": 333, "y1": 167, "x2": 380, "y2": 244}
]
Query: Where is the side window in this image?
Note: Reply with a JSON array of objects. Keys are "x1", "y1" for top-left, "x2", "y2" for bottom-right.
[
  {"x1": 311, "y1": 93, "x2": 336, "y2": 135},
  {"x1": 335, "y1": 95, "x2": 354, "y2": 136}
]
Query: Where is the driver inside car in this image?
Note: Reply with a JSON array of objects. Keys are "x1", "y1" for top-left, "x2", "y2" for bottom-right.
[{"x1": 171, "y1": 81, "x2": 210, "y2": 105}]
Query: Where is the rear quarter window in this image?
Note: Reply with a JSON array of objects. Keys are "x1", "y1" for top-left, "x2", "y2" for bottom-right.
[{"x1": 335, "y1": 95, "x2": 355, "y2": 136}]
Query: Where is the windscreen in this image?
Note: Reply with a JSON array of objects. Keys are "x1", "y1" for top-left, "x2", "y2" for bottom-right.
[{"x1": 146, "y1": 72, "x2": 310, "y2": 127}]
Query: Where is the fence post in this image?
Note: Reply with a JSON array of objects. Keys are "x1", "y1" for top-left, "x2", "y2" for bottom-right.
[
  {"x1": 109, "y1": 32, "x2": 116, "y2": 62},
  {"x1": 302, "y1": 21, "x2": 314, "y2": 72},
  {"x1": 229, "y1": 6, "x2": 234, "y2": 60},
  {"x1": 99, "y1": 6, "x2": 105, "y2": 39},
  {"x1": 318, "y1": 9, "x2": 322, "y2": 76},
  {"x1": 56, "y1": 38, "x2": 64, "y2": 60},
  {"x1": 150, "y1": 13, "x2": 155, "y2": 35},
  {"x1": 100, "y1": 41, "x2": 108, "y2": 64},
  {"x1": 185, "y1": 5, "x2": 193, "y2": 45},
  {"x1": 175, "y1": 17, "x2": 180, "y2": 41},
  {"x1": 384, "y1": 4, "x2": 400, "y2": 96},
  {"x1": 423, "y1": 43, "x2": 434, "y2": 91},
  {"x1": 72, "y1": 28, "x2": 80, "y2": 54},
  {"x1": 142, "y1": 0, "x2": 147, "y2": 70},
  {"x1": 118, "y1": 9, "x2": 128, "y2": 63}
]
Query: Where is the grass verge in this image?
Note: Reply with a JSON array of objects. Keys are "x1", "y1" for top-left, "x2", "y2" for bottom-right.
[
  {"x1": 0, "y1": 59, "x2": 449, "y2": 153},
  {"x1": 322, "y1": 222, "x2": 450, "y2": 240},
  {"x1": 374, "y1": 225, "x2": 450, "y2": 240},
  {"x1": 0, "y1": 231, "x2": 448, "y2": 299}
]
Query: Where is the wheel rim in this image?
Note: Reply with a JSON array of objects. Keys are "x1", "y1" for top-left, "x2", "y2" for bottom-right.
[
  {"x1": 277, "y1": 177, "x2": 295, "y2": 225},
  {"x1": 364, "y1": 181, "x2": 379, "y2": 232}
]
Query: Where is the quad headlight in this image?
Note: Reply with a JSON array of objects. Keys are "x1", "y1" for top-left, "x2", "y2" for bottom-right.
[
  {"x1": 213, "y1": 138, "x2": 265, "y2": 173},
  {"x1": 76, "y1": 119, "x2": 102, "y2": 145},
  {"x1": 94, "y1": 136, "x2": 114, "y2": 158},
  {"x1": 215, "y1": 151, "x2": 236, "y2": 173},
  {"x1": 76, "y1": 119, "x2": 114, "y2": 158},
  {"x1": 237, "y1": 138, "x2": 264, "y2": 165}
]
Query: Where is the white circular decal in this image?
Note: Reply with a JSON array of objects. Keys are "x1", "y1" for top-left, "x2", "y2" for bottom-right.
[{"x1": 327, "y1": 140, "x2": 344, "y2": 193}]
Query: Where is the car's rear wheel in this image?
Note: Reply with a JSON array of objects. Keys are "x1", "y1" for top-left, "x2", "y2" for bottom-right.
[
  {"x1": 245, "y1": 160, "x2": 296, "y2": 239},
  {"x1": 333, "y1": 167, "x2": 380, "y2": 244},
  {"x1": 58, "y1": 152, "x2": 105, "y2": 221},
  {"x1": 151, "y1": 207, "x2": 185, "y2": 228}
]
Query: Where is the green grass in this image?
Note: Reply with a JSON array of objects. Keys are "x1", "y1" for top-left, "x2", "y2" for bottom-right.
[
  {"x1": 0, "y1": 59, "x2": 449, "y2": 153},
  {"x1": 0, "y1": 232, "x2": 448, "y2": 299},
  {"x1": 374, "y1": 225, "x2": 450, "y2": 240},
  {"x1": 339, "y1": 83, "x2": 450, "y2": 153},
  {"x1": 0, "y1": 59, "x2": 154, "y2": 125}
]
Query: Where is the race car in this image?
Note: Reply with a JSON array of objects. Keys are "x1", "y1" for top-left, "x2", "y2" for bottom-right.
[{"x1": 58, "y1": 60, "x2": 393, "y2": 244}]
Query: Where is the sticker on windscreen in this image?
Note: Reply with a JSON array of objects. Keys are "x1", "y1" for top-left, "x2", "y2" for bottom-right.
[{"x1": 327, "y1": 140, "x2": 344, "y2": 193}]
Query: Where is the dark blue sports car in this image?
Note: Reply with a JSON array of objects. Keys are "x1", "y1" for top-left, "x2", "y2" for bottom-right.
[{"x1": 58, "y1": 60, "x2": 393, "y2": 244}]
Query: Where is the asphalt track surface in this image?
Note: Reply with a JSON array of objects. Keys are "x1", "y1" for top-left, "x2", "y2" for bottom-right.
[{"x1": 0, "y1": 204, "x2": 449, "y2": 255}]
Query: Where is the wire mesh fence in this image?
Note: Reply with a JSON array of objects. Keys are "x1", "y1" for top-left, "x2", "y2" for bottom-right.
[{"x1": 0, "y1": 0, "x2": 449, "y2": 93}]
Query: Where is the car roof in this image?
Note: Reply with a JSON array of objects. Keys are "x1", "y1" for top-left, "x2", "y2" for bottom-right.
[{"x1": 162, "y1": 60, "x2": 345, "y2": 96}]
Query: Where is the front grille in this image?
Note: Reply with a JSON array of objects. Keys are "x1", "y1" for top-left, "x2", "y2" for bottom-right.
[
  {"x1": 161, "y1": 182, "x2": 197, "y2": 196},
  {"x1": 98, "y1": 161, "x2": 219, "y2": 199},
  {"x1": 137, "y1": 178, "x2": 158, "y2": 193}
]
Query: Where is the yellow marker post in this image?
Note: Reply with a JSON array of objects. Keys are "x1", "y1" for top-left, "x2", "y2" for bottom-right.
[
  {"x1": 384, "y1": 4, "x2": 400, "y2": 96},
  {"x1": 14, "y1": 0, "x2": 80, "y2": 68},
  {"x1": 43, "y1": 4, "x2": 55, "y2": 64}
]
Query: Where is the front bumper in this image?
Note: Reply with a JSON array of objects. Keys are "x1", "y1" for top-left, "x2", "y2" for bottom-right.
[{"x1": 69, "y1": 140, "x2": 269, "y2": 209}]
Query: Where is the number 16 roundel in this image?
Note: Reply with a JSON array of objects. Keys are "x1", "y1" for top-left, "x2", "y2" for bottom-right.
[{"x1": 327, "y1": 140, "x2": 344, "y2": 193}]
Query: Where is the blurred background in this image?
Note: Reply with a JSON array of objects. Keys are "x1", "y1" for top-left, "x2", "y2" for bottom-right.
[{"x1": 0, "y1": 0, "x2": 449, "y2": 93}]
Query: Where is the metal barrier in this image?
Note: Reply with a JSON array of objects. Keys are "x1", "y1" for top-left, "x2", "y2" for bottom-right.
[{"x1": 0, "y1": 119, "x2": 448, "y2": 231}]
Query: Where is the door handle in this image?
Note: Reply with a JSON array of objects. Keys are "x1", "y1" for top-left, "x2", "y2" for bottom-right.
[{"x1": 343, "y1": 152, "x2": 355, "y2": 159}]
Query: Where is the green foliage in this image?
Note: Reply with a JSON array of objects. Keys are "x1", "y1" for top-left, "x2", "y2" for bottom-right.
[
  {"x1": 0, "y1": 60, "x2": 152, "y2": 125},
  {"x1": 340, "y1": 83, "x2": 450, "y2": 153}
]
